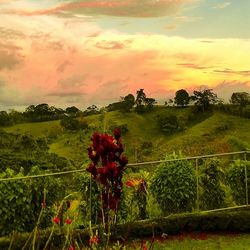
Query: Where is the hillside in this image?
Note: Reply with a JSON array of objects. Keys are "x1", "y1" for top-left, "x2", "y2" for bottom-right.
[{"x1": 4, "y1": 107, "x2": 250, "y2": 167}]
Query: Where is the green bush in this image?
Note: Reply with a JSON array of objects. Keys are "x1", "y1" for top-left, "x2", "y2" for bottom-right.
[
  {"x1": 150, "y1": 153, "x2": 196, "y2": 214},
  {"x1": 60, "y1": 116, "x2": 88, "y2": 131},
  {"x1": 0, "y1": 167, "x2": 63, "y2": 236},
  {"x1": 157, "y1": 115, "x2": 179, "y2": 135},
  {"x1": 200, "y1": 158, "x2": 226, "y2": 210},
  {"x1": 109, "y1": 123, "x2": 129, "y2": 135},
  {"x1": 73, "y1": 172, "x2": 100, "y2": 225},
  {"x1": 226, "y1": 159, "x2": 250, "y2": 205}
]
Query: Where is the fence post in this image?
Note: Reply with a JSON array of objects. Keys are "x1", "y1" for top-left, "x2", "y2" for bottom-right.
[
  {"x1": 244, "y1": 153, "x2": 249, "y2": 206},
  {"x1": 196, "y1": 158, "x2": 199, "y2": 211}
]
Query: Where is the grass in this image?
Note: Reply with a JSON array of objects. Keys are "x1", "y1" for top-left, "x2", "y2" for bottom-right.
[
  {"x1": 3, "y1": 107, "x2": 250, "y2": 166},
  {"x1": 148, "y1": 233, "x2": 250, "y2": 250},
  {"x1": 4, "y1": 120, "x2": 61, "y2": 137}
]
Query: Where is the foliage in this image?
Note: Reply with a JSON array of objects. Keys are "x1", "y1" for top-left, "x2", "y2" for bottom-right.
[
  {"x1": 108, "y1": 94, "x2": 136, "y2": 113},
  {"x1": 65, "y1": 106, "x2": 80, "y2": 117},
  {"x1": 86, "y1": 130, "x2": 128, "y2": 211},
  {"x1": 174, "y1": 89, "x2": 189, "y2": 107},
  {"x1": 150, "y1": 153, "x2": 196, "y2": 214},
  {"x1": 199, "y1": 158, "x2": 226, "y2": 210},
  {"x1": 231, "y1": 92, "x2": 250, "y2": 108},
  {"x1": 144, "y1": 98, "x2": 157, "y2": 110},
  {"x1": 135, "y1": 89, "x2": 156, "y2": 113},
  {"x1": 226, "y1": 159, "x2": 250, "y2": 205},
  {"x1": 157, "y1": 114, "x2": 179, "y2": 135},
  {"x1": 24, "y1": 103, "x2": 65, "y2": 122},
  {"x1": 0, "y1": 167, "x2": 63, "y2": 236},
  {"x1": 123, "y1": 94, "x2": 135, "y2": 112},
  {"x1": 109, "y1": 123, "x2": 129, "y2": 135},
  {"x1": 60, "y1": 116, "x2": 88, "y2": 131},
  {"x1": 126, "y1": 178, "x2": 148, "y2": 220},
  {"x1": 83, "y1": 105, "x2": 100, "y2": 116},
  {"x1": 0, "y1": 130, "x2": 73, "y2": 173},
  {"x1": 0, "y1": 111, "x2": 12, "y2": 126},
  {"x1": 73, "y1": 172, "x2": 100, "y2": 225},
  {"x1": 191, "y1": 88, "x2": 218, "y2": 112}
]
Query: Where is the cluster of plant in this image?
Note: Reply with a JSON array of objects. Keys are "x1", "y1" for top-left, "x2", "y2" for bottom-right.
[
  {"x1": 227, "y1": 159, "x2": 250, "y2": 205},
  {"x1": 108, "y1": 123, "x2": 129, "y2": 135},
  {"x1": 1, "y1": 125, "x2": 250, "y2": 249},
  {"x1": 60, "y1": 116, "x2": 88, "y2": 131},
  {"x1": 150, "y1": 153, "x2": 197, "y2": 214},
  {"x1": 199, "y1": 159, "x2": 226, "y2": 210},
  {"x1": 157, "y1": 114, "x2": 180, "y2": 135},
  {"x1": 0, "y1": 167, "x2": 64, "y2": 236},
  {"x1": 0, "y1": 130, "x2": 73, "y2": 173},
  {"x1": 86, "y1": 129, "x2": 128, "y2": 247}
]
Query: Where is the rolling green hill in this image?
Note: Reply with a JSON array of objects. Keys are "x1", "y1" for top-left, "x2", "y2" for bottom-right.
[{"x1": 4, "y1": 107, "x2": 250, "y2": 167}]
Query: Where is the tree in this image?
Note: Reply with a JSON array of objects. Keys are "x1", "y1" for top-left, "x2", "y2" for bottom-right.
[
  {"x1": 192, "y1": 88, "x2": 218, "y2": 112},
  {"x1": 122, "y1": 93, "x2": 135, "y2": 111},
  {"x1": 60, "y1": 116, "x2": 88, "y2": 130},
  {"x1": 135, "y1": 89, "x2": 156, "y2": 113},
  {"x1": 145, "y1": 98, "x2": 156, "y2": 110},
  {"x1": 83, "y1": 105, "x2": 99, "y2": 116},
  {"x1": 157, "y1": 114, "x2": 179, "y2": 135},
  {"x1": 230, "y1": 92, "x2": 250, "y2": 108},
  {"x1": 65, "y1": 106, "x2": 79, "y2": 116},
  {"x1": 0, "y1": 111, "x2": 11, "y2": 126},
  {"x1": 135, "y1": 89, "x2": 146, "y2": 106},
  {"x1": 174, "y1": 89, "x2": 189, "y2": 108}
]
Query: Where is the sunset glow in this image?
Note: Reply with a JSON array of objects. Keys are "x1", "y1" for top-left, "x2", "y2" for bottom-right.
[{"x1": 0, "y1": 0, "x2": 249, "y2": 110}]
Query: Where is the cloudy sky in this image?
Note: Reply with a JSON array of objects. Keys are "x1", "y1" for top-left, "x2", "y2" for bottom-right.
[{"x1": 0, "y1": 0, "x2": 250, "y2": 110}]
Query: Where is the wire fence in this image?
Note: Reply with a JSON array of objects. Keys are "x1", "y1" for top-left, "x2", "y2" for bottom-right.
[{"x1": 0, "y1": 150, "x2": 250, "y2": 236}]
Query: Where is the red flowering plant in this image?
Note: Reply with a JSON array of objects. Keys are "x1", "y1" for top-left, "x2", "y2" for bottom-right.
[
  {"x1": 86, "y1": 129, "x2": 128, "y2": 245},
  {"x1": 126, "y1": 177, "x2": 148, "y2": 220}
]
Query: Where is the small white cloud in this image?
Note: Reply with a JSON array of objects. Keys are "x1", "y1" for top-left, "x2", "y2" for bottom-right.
[{"x1": 213, "y1": 2, "x2": 231, "y2": 9}]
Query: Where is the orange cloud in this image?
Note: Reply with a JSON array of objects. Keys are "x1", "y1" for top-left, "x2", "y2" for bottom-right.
[{"x1": 3, "y1": 0, "x2": 198, "y2": 17}]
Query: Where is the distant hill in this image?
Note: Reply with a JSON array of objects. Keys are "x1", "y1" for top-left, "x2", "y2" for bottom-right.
[{"x1": 3, "y1": 106, "x2": 250, "y2": 168}]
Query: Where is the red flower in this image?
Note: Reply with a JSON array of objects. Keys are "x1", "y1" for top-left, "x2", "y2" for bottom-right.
[
  {"x1": 53, "y1": 217, "x2": 60, "y2": 224},
  {"x1": 143, "y1": 245, "x2": 148, "y2": 250},
  {"x1": 87, "y1": 131, "x2": 128, "y2": 211},
  {"x1": 126, "y1": 179, "x2": 143, "y2": 188},
  {"x1": 89, "y1": 235, "x2": 99, "y2": 245},
  {"x1": 68, "y1": 246, "x2": 75, "y2": 250},
  {"x1": 86, "y1": 163, "x2": 97, "y2": 177},
  {"x1": 125, "y1": 180, "x2": 134, "y2": 187},
  {"x1": 119, "y1": 155, "x2": 128, "y2": 167},
  {"x1": 114, "y1": 129, "x2": 121, "y2": 140},
  {"x1": 65, "y1": 218, "x2": 72, "y2": 225}
]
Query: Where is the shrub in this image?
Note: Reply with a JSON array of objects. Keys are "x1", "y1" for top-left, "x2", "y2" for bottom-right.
[
  {"x1": 199, "y1": 158, "x2": 226, "y2": 210},
  {"x1": 60, "y1": 117, "x2": 88, "y2": 131},
  {"x1": 73, "y1": 172, "x2": 100, "y2": 225},
  {"x1": 157, "y1": 115, "x2": 179, "y2": 135},
  {"x1": 0, "y1": 167, "x2": 63, "y2": 236},
  {"x1": 109, "y1": 124, "x2": 129, "y2": 135},
  {"x1": 150, "y1": 153, "x2": 196, "y2": 214},
  {"x1": 226, "y1": 159, "x2": 250, "y2": 205}
]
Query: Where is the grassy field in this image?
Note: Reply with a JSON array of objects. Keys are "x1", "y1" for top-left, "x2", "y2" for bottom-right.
[
  {"x1": 131, "y1": 233, "x2": 250, "y2": 250},
  {"x1": 4, "y1": 107, "x2": 250, "y2": 166}
]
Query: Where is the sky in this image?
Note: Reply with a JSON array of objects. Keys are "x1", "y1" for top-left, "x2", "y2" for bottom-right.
[{"x1": 0, "y1": 0, "x2": 250, "y2": 110}]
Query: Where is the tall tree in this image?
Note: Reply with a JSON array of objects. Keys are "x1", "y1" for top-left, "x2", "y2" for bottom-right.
[
  {"x1": 65, "y1": 106, "x2": 79, "y2": 116},
  {"x1": 192, "y1": 89, "x2": 218, "y2": 112},
  {"x1": 145, "y1": 97, "x2": 156, "y2": 110},
  {"x1": 135, "y1": 89, "x2": 146, "y2": 106},
  {"x1": 230, "y1": 92, "x2": 250, "y2": 107},
  {"x1": 174, "y1": 89, "x2": 189, "y2": 108},
  {"x1": 135, "y1": 89, "x2": 147, "y2": 113},
  {"x1": 123, "y1": 93, "x2": 135, "y2": 111}
]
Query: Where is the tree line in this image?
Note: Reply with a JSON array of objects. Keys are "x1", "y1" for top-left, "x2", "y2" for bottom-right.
[{"x1": 0, "y1": 89, "x2": 249, "y2": 126}]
